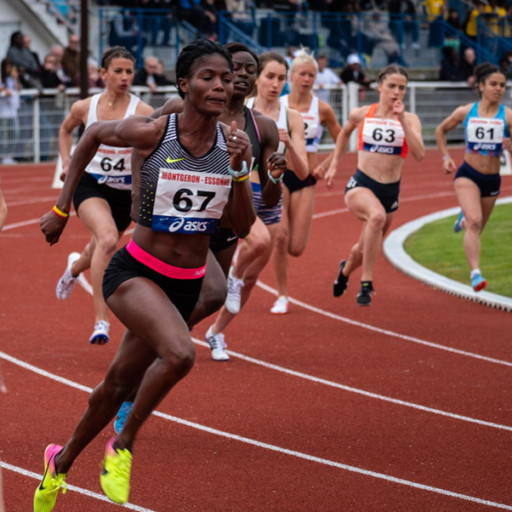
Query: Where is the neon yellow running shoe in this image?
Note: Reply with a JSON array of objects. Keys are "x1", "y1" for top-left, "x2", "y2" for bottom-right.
[
  {"x1": 100, "y1": 436, "x2": 132, "y2": 504},
  {"x1": 33, "y1": 444, "x2": 67, "y2": 512}
]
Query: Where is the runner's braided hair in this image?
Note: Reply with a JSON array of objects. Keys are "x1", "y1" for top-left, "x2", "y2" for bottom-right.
[{"x1": 176, "y1": 39, "x2": 233, "y2": 99}]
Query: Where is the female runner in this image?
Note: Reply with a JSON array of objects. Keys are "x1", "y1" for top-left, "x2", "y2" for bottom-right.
[
  {"x1": 203, "y1": 51, "x2": 308, "y2": 352},
  {"x1": 435, "y1": 62, "x2": 512, "y2": 291},
  {"x1": 325, "y1": 64, "x2": 424, "y2": 306},
  {"x1": 35, "y1": 40, "x2": 254, "y2": 510},
  {"x1": 55, "y1": 46, "x2": 153, "y2": 344},
  {"x1": 270, "y1": 48, "x2": 341, "y2": 314}
]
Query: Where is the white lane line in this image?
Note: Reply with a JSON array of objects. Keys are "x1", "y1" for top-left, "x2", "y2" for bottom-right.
[
  {"x1": 0, "y1": 461, "x2": 157, "y2": 511},
  {"x1": 75, "y1": 247, "x2": 512, "y2": 370},
  {"x1": 0, "y1": 352, "x2": 511, "y2": 511},
  {"x1": 75, "y1": 272, "x2": 512, "y2": 430},
  {"x1": 256, "y1": 281, "x2": 512, "y2": 368},
  {"x1": 2, "y1": 212, "x2": 76, "y2": 231},
  {"x1": 151, "y1": 410, "x2": 512, "y2": 511},
  {"x1": 192, "y1": 338, "x2": 512, "y2": 432}
]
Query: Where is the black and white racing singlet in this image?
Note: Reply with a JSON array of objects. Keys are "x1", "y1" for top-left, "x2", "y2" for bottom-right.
[{"x1": 138, "y1": 114, "x2": 232, "y2": 235}]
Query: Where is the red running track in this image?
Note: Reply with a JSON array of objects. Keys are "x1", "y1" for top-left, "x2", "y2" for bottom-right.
[{"x1": 0, "y1": 148, "x2": 511, "y2": 512}]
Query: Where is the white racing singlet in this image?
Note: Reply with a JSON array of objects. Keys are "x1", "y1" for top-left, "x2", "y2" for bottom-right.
[
  {"x1": 84, "y1": 93, "x2": 140, "y2": 190},
  {"x1": 280, "y1": 94, "x2": 323, "y2": 152},
  {"x1": 246, "y1": 97, "x2": 288, "y2": 154}
]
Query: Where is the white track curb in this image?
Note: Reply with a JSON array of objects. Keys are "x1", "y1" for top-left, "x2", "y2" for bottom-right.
[{"x1": 383, "y1": 197, "x2": 512, "y2": 312}]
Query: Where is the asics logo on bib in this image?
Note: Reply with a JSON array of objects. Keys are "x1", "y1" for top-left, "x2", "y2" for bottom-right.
[
  {"x1": 168, "y1": 218, "x2": 185, "y2": 232},
  {"x1": 369, "y1": 145, "x2": 394, "y2": 154},
  {"x1": 98, "y1": 176, "x2": 127, "y2": 184},
  {"x1": 168, "y1": 218, "x2": 209, "y2": 233}
]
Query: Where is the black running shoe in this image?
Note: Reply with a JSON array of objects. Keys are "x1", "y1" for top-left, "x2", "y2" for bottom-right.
[
  {"x1": 356, "y1": 281, "x2": 374, "y2": 306},
  {"x1": 333, "y1": 260, "x2": 349, "y2": 297}
]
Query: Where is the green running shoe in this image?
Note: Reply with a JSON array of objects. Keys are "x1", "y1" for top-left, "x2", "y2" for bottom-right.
[
  {"x1": 33, "y1": 444, "x2": 67, "y2": 512},
  {"x1": 100, "y1": 436, "x2": 132, "y2": 504}
]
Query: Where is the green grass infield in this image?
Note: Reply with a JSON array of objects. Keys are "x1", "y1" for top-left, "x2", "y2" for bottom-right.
[{"x1": 404, "y1": 202, "x2": 512, "y2": 298}]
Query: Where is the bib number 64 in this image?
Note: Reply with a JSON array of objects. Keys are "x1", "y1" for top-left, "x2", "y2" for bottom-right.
[{"x1": 100, "y1": 157, "x2": 126, "y2": 172}]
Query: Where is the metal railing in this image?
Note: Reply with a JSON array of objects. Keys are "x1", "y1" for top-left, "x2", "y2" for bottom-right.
[{"x1": 2, "y1": 81, "x2": 510, "y2": 164}]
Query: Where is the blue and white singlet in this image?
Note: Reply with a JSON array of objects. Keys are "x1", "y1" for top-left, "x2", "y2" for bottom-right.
[{"x1": 464, "y1": 102, "x2": 510, "y2": 157}]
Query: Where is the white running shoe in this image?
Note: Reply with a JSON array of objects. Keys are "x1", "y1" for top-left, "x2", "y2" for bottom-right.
[
  {"x1": 270, "y1": 295, "x2": 289, "y2": 314},
  {"x1": 205, "y1": 326, "x2": 229, "y2": 361},
  {"x1": 55, "y1": 252, "x2": 81, "y2": 300},
  {"x1": 89, "y1": 320, "x2": 110, "y2": 345},
  {"x1": 225, "y1": 267, "x2": 244, "y2": 314}
]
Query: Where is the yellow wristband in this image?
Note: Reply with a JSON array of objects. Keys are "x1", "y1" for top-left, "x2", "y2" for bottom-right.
[{"x1": 52, "y1": 205, "x2": 69, "y2": 218}]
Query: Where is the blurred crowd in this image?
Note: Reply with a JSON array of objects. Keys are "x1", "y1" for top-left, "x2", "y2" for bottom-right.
[
  {"x1": 0, "y1": 29, "x2": 174, "y2": 163},
  {"x1": 1, "y1": 0, "x2": 512, "y2": 164}
]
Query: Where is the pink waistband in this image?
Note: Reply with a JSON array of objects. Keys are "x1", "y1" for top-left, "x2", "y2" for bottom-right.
[{"x1": 126, "y1": 239, "x2": 206, "y2": 280}]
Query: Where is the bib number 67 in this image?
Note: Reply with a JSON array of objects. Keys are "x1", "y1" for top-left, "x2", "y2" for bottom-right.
[{"x1": 174, "y1": 188, "x2": 215, "y2": 212}]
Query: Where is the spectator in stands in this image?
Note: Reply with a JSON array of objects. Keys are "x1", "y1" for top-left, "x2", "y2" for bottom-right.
[
  {"x1": 39, "y1": 53, "x2": 67, "y2": 160},
  {"x1": 204, "y1": 0, "x2": 220, "y2": 40},
  {"x1": 464, "y1": 0, "x2": 487, "y2": 42},
  {"x1": 133, "y1": 55, "x2": 172, "y2": 91},
  {"x1": 314, "y1": 54, "x2": 341, "y2": 104},
  {"x1": 439, "y1": 45, "x2": 465, "y2": 81},
  {"x1": 62, "y1": 34, "x2": 80, "y2": 86},
  {"x1": 459, "y1": 46, "x2": 476, "y2": 85},
  {"x1": 87, "y1": 61, "x2": 105, "y2": 88},
  {"x1": 6, "y1": 31, "x2": 40, "y2": 89},
  {"x1": 422, "y1": 0, "x2": 446, "y2": 22},
  {"x1": 446, "y1": 7, "x2": 463, "y2": 31},
  {"x1": 485, "y1": 0, "x2": 508, "y2": 36},
  {"x1": 498, "y1": 51, "x2": 512, "y2": 79},
  {"x1": 424, "y1": 0, "x2": 446, "y2": 47},
  {"x1": 7, "y1": 32, "x2": 39, "y2": 161},
  {"x1": 176, "y1": 0, "x2": 213, "y2": 38},
  {"x1": 360, "y1": 9, "x2": 402, "y2": 65},
  {"x1": 22, "y1": 34, "x2": 41, "y2": 75},
  {"x1": 225, "y1": 0, "x2": 255, "y2": 34},
  {"x1": 39, "y1": 54, "x2": 67, "y2": 91},
  {"x1": 340, "y1": 53, "x2": 371, "y2": 100},
  {"x1": 51, "y1": 45, "x2": 72, "y2": 87},
  {"x1": 0, "y1": 58, "x2": 21, "y2": 164},
  {"x1": 388, "y1": 0, "x2": 420, "y2": 50},
  {"x1": 108, "y1": 10, "x2": 145, "y2": 55}
]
